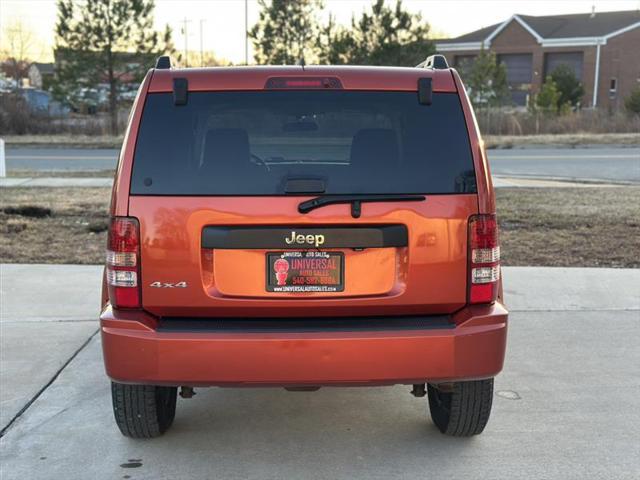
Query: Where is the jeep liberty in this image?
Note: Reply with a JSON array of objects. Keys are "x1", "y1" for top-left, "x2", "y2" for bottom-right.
[{"x1": 101, "y1": 55, "x2": 508, "y2": 438}]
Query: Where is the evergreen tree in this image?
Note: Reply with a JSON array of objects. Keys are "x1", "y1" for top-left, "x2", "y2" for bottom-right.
[
  {"x1": 550, "y1": 64, "x2": 585, "y2": 109},
  {"x1": 624, "y1": 86, "x2": 640, "y2": 115},
  {"x1": 321, "y1": 0, "x2": 434, "y2": 66},
  {"x1": 54, "y1": 0, "x2": 173, "y2": 134},
  {"x1": 465, "y1": 49, "x2": 510, "y2": 108},
  {"x1": 532, "y1": 77, "x2": 563, "y2": 113},
  {"x1": 250, "y1": 0, "x2": 323, "y2": 65}
]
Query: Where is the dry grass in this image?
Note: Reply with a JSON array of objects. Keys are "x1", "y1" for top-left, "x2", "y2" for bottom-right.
[
  {"x1": 477, "y1": 109, "x2": 640, "y2": 135},
  {"x1": 497, "y1": 187, "x2": 640, "y2": 268},
  {"x1": 484, "y1": 133, "x2": 640, "y2": 149},
  {"x1": 1, "y1": 187, "x2": 638, "y2": 267},
  {"x1": 0, "y1": 188, "x2": 109, "y2": 264}
]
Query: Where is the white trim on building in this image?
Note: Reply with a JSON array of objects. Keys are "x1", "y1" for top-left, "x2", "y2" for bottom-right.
[{"x1": 435, "y1": 16, "x2": 640, "y2": 51}]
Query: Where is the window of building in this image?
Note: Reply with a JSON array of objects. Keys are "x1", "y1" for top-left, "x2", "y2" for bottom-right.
[{"x1": 609, "y1": 78, "x2": 617, "y2": 93}]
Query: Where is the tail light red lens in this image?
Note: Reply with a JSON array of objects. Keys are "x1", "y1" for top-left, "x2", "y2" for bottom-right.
[
  {"x1": 468, "y1": 214, "x2": 500, "y2": 304},
  {"x1": 106, "y1": 217, "x2": 140, "y2": 308}
]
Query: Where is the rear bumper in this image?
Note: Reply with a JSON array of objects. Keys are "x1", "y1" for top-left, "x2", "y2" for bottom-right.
[{"x1": 100, "y1": 304, "x2": 508, "y2": 387}]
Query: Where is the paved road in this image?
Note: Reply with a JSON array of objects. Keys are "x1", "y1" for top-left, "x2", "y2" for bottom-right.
[
  {"x1": 488, "y1": 148, "x2": 640, "y2": 183},
  {"x1": 1, "y1": 264, "x2": 639, "y2": 479},
  {"x1": 6, "y1": 148, "x2": 118, "y2": 171},
  {"x1": 6, "y1": 146, "x2": 640, "y2": 183}
]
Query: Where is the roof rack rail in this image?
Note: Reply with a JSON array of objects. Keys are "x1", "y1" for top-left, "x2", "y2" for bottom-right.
[
  {"x1": 155, "y1": 56, "x2": 172, "y2": 69},
  {"x1": 416, "y1": 54, "x2": 449, "y2": 70}
]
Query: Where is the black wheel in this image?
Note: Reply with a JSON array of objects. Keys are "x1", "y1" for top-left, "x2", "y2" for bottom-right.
[
  {"x1": 427, "y1": 378, "x2": 493, "y2": 437},
  {"x1": 111, "y1": 382, "x2": 177, "y2": 438}
]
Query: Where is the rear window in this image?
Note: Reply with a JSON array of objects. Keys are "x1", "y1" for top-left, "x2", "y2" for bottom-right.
[{"x1": 130, "y1": 91, "x2": 475, "y2": 195}]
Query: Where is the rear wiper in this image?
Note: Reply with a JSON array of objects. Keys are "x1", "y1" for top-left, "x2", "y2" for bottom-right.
[{"x1": 298, "y1": 194, "x2": 426, "y2": 218}]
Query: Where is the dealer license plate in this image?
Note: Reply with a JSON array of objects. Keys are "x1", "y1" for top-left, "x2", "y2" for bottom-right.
[{"x1": 266, "y1": 251, "x2": 344, "y2": 292}]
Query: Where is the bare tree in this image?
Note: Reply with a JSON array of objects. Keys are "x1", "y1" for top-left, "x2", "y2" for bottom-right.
[{"x1": 1, "y1": 20, "x2": 34, "y2": 88}]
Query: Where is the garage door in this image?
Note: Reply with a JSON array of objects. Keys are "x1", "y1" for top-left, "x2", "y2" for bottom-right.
[
  {"x1": 497, "y1": 54, "x2": 533, "y2": 84},
  {"x1": 544, "y1": 52, "x2": 583, "y2": 80}
]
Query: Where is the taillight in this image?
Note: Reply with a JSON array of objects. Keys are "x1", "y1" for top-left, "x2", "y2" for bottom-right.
[
  {"x1": 468, "y1": 214, "x2": 500, "y2": 304},
  {"x1": 106, "y1": 217, "x2": 140, "y2": 308}
]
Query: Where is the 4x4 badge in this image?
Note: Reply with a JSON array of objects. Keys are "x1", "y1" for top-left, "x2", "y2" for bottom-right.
[{"x1": 149, "y1": 281, "x2": 188, "y2": 288}]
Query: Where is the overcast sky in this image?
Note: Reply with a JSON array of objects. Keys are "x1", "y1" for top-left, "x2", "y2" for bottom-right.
[{"x1": 2, "y1": 0, "x2": 639, "y2": 63}]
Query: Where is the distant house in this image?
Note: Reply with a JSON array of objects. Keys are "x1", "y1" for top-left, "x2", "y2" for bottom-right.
[
  {"x1": 0, "y1": 59, "x2": 30, "y2": 87},
  {"x1": 28, "y1": 63, "x2": 55, "y2": 89},
  {"x1": 436, "y1": 9, "x2": 640, "y2": 109},
  {"x1": 53, "y1": 49, "x2": 148, "y2": 87}
]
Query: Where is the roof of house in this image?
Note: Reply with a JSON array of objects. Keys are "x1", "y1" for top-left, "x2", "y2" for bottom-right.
[
  {"x1": 450, "y1": 23, "x2": 502, "y2": 43},
  {"x1": 520, "y1": 10, "x2": 640, "y2": 38},
  {"x1": 31, "y1": 62, "x2": 55, "y2": 74},
  {"x1": 437, "y1": 9, "x2": 640, "y2": 49}
]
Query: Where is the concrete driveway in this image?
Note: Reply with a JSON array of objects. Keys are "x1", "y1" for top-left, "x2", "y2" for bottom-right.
[{"x1": 1, "y1": 264, "x2": 639, "y2": 479}]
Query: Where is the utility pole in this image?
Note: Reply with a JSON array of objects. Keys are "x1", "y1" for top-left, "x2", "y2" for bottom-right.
[
  {"x1": 181, "y1": 17, "x2": 192, "y2": 67},
  {"x1": 199, "y1": 19, "x2": 206, "y2": 67},
  {"x1": 245, "y1": 0, "x2": 249, "y2": 65}
]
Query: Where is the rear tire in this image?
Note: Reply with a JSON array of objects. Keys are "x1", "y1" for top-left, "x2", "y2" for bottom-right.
[
  {"x1": 111, "y1": 382, "x2": 177, "y2": 438},
  {"x1": 427, "y1": 378, "x2": 493, "y2": 436}
]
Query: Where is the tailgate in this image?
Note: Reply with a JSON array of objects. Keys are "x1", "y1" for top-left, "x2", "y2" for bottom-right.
[{"x1": 130, "y1": 195, "x2": 477, "y2": 317}]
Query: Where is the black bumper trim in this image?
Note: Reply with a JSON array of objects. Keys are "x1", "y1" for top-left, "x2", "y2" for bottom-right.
[
  {"x1": 201, "y1": 225, "x2": 408, "y2": 250},
  {"x1": 157, "y1": 315, "x2": 454, "y2": 333}
]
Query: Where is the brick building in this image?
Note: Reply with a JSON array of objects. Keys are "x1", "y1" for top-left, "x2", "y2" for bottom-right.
[{"x1": 435, "y1": 9, "x2": 640, "y2": 109}]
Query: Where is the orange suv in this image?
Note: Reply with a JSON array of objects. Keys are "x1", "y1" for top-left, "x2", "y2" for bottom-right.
[{"x1": 101, "y1": 55, "x2": 508, "y2": 438}]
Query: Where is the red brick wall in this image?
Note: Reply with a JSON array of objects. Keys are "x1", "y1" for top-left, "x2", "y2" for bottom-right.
[
  {"x1": 599, "y1": 27, "x2": 640, "y2": 110},
  {"x1": 490, "y1": 20, "x2": 539, "y2": 49},
  {"x1": 438, "y1": 19, "x2": 640, "y2": 109}
]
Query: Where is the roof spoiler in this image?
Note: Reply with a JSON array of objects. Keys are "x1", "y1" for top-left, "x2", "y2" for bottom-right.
[{"x1": 416, "y1": 54, "x2": 449, "y2": 70}]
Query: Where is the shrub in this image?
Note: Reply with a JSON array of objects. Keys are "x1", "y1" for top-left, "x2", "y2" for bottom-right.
[
  {"x1": 533, "y1": 77, "x2": 563, "y2": 113},
  {"x1": 2, "y1": 206, "x2": 52, "y2": 218},
  {"x1": 476, "y1": 108, "x2": 640, "y2": 136},
  {"x1": 550, "y1": 64, "x2": 585, "y2": 109},
  {"x1": 465, "y1": 49, "x2": 511, "y2": 109},
  {"x1": 624, "y1": 86, "x2": 640, "y2": 115}
]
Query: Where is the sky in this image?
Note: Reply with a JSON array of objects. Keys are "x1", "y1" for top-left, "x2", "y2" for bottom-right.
[{"x1": 1, "y1": 0, "x2": 639, "y2": 63}]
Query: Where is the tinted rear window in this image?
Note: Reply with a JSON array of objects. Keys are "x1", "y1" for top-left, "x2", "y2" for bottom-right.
[{"x1": 131, "y1": 91, "x2": 475, "y2": 195}]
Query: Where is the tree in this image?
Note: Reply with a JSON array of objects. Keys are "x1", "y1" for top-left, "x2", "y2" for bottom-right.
[
  {"x1": 177, "y1": 50, "x2": 230, "y2": 68},
  {"x1": 624, "y1": 85, "x2": 640, "y2": 115},
  {"x1": 549, "y1": 64, "x2": 584, "y2": 109},
  {"x1": 250, "y1": 0, "x2": 323, "y2": 65},
  {"x1": 53, "y1": 0, "x2": 174, "y2": 134},
  {"x1": 320, "y1": 0, "x2": 434, "y2": 66},
  {"x1": 532, "y1": 77, "x2": 562, "y2": 113},
  {"x1": 465, "y1": 49, "x2": 510, "y2": 108},
  {"x1": 0, "y1": 20, "x2": 34, "y2": 88},
  {"x1": 531, "y1": 76, "x2": 573, "y2": 114}
]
